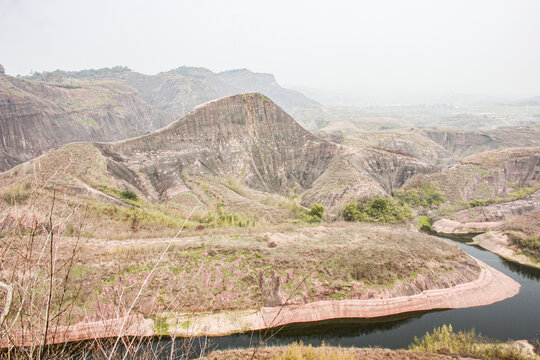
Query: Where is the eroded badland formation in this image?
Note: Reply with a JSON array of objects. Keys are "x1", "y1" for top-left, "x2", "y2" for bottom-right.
[{"x1": 0, "y1": 65, "x2": 539, "y2": 357}]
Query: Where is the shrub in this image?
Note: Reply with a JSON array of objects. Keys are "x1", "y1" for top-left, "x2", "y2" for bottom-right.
[
  {"x1": 370, "y1": 197, "x2": 388, "y2": 212},
  {"x1": 342, "y1": 197, "x2": 412, "y2": 223},
  {"x1": 119, "y1": 190, "x2": 138, "y2": 201},
  {"x1": 468, "y1": 198, "x2": 495, "y2": 208},
  {"x1": 410, "y1": 324, "x2": 535, "y2": 360},
  {"x1": 201, "y1": 202, "x2": 255, "y2": 228},
  {"x1": 343, "y1": 202, "x2": 362, "y2": 221},
  {"x1": 309, "y1": 203, "x2": 325, "y2": 219},
  {"x1": 508, "y1": 233, "x2": 540, "y2": 261},
  {"x1": 394, "y1": 182, "x2": 446, "y2": 208}
]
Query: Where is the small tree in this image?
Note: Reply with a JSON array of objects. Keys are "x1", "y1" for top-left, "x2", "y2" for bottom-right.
[
  {"x1": 343, "y1": 202, "x2": 359, "y2": 221},
  {"x1": 309, "y1": 203, "x2": 325, "y2": 219}
]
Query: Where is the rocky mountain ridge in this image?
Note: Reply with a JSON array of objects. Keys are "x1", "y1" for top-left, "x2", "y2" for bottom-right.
[
  {"x1": 0, "y1": 94, "x2": 339, "y2": 223},
  {"x1": 1, "y1": 90, "x2": 539, "y2": 235},
  {"x1": 0, "y1": 73, "x2": 173, "y2": 171},
  {"x1": 27, "y1": 66, "x2": 319, "y2": 123}
]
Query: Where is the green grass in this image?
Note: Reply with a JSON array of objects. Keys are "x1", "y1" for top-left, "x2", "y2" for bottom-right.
[
  {"x1": 85, "y1": 117, "x2": 98, "y2": 128},
  {"x1": 154, "y1": 317, "x2": 169, "y2": 335},
  {"x1": 180, "y1": 320, "x2": 190, "y2": 330},
  {"x1": 201, "y1": 202, "x2": 255, "y2": 228},
  {"x1": 418, "y1": 216, "x2": 431, "y2": 230}
]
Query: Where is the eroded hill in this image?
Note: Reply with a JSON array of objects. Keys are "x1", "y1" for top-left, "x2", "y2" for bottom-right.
[
  {"x1": 0, "y1": 94, "x2": 339, "y2": 235},
  {"x1": 1, "y1": 91, "x2": 539, "y2": 237}
]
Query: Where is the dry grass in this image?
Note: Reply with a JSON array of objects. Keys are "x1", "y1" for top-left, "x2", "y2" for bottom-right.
[
  {"x1": 501, "y1": 210, "x2": 540, "y2": 261},
  {"x1": 0, "y1": 222, "x2": 480, "y2": 330},
  {"x1": 202, "y1": 343, "x2": 464, "y2": 360},
  {"x1": 0, "y1": 190, "x2": 205, "y2": 359},
  {"x1": 502, "y1": 210, "x2": 540, "y2": 237},
  {"x1": 411, "y1": 325, "x2": 538, "y2": 360}
]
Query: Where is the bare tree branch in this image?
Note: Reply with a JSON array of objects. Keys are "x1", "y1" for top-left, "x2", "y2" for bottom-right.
[
  {"x1": 107, "y1": 200, "x2": 201, "y2": 360},
  {"x1": 0, "y1": 280, "x2": 13, "y2": 326}
]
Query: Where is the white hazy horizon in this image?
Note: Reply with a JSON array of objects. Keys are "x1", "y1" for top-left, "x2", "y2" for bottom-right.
[{"x1": 2, "y1": 0, "x2": 539, "y2": 104}]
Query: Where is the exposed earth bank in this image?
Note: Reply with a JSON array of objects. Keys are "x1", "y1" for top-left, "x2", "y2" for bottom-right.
[
  {"x1": 432, "y1": 191, "x2": 540, "y2": 268},
  {"x1": 158, "y1": 256, "x2": 519, "y2": 337},
  {"x1": 473, "y1": 232, "x2": 540, "y2": 270}
]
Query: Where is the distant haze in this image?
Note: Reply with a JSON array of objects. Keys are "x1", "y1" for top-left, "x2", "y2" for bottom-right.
[{"x1": 2, "y1": 0, "x2": 539, "y2": 104}]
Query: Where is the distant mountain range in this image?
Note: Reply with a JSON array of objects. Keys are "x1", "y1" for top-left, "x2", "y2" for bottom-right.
[
  {"x1": 2, "y1": 64, "x2": 539, "y2": 174},
  {"x1": 25, "y1": 66, "x2": 319, "y2": 118}
]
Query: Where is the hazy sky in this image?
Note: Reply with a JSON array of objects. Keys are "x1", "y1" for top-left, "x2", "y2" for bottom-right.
[{"x1": 1, "y1": 0, "x2": 539, "y2": 102}]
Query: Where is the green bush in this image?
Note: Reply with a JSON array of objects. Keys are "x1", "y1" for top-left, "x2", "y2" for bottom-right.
[
  {"x1": 309, "y1": 203, "x2": 325, "y2": 220},
  {"x1": 394, "y1": 182, "x2": 446, "y2": 208},
  {"x1": 119, "y1": 190, "x2": 138, "y2": 201},
  {"x1": 342, "y1": 197, "x2": 412, "y2": 223},
  {"x1": 513, "y1": 235, "x2": 540, "y2": 251},
  {"x1": 467, "y1": 198, "x2": 495, "y2": 208},
  {"x1": 508, "y1": 233, "x2": 540, "y2": 261}
]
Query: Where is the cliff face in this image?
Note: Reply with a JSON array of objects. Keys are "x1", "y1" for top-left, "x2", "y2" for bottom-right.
[
  {"x1": 214, "y1": 69, "x2": 319, "y2": 110},
  {"x1": 423, "y1": 129, "x2": 494, "y2": 154},
  {"x1": 300, "y1": 149, "x2": 432, "y2": 209},
  {"x1": 458, "y1": 148, "x2": 539, "y2": 200},
  {"x1": 0, "y1": 94, "x2": 338, "y2": 204},
  {"x1": 452, "y1": 191, "x2": 540, "y2": 222},
  {"x1": 169, "y1": 67, "x2": 319, "y2": 111},
  {"x1": 30, "y1": 67, "x2": 320, "y2": 126},
  {"x1": 406, "y1": 147, "x2": 540, "y2": 203},
  {"x1": 323, "y1": 126, "x2": 540, "y2": 169},
  {"x1": 109, "y1": 71, "x2": 219, "y2": 116},
  {"x1": 0, "y1": 75, "x2": 173, "y2": 171}
]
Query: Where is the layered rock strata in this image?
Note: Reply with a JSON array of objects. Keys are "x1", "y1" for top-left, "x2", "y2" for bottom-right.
[{"x1": 158, "y1": 257, "x2": 520, "y2": 337}]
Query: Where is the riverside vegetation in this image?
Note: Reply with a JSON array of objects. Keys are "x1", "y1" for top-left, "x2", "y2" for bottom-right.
[{"x1": 201, "y1": 325, "x2": 539, "y2": 359}]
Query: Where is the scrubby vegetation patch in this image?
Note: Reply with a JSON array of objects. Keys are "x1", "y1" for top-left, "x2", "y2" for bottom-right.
[{"x1": 343, "y1": 197, "x2": 412, "y2": 223}]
